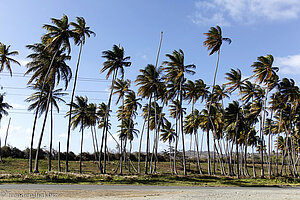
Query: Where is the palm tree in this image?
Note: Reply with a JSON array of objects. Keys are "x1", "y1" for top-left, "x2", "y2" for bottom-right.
[
  {"x1": 0, "y1": 93, "x2": 12, "y2": 161},
  {"x1": 160, "y1": 120, "x2": 176, "y2": 173},
  {"x1": 162, "y1": 49, "x2": 196, "y2": 175},
  {"x1": 203, "y1": 25, "x2": 231, "y2": 175},
  {"x1": 136, "y1": 64, "x2": 162, "y2": 174},
  {"x1": 26, "y1": 43, "x2": 72, "y2": 173},
  {"x1": 184, "y1": 109, "x2": 203, "y2": 174},
  {"x1": 113, "y1": 78, "x2": 131, "y2": 174},
  {"x1": 66, "y1": 96, "x2": 90, "y2": 174},
  {"x1": 25, "y1": 42, "x2": 71, "y2": 173},
  {"x1": 66, "y1": 17, "x2": 95, "y2": 172},
  {"x1": 25, "y1": 83, "x2": 67, "y2": 171},
  {"x1": 100, "y1": 44, "x2": 131, "y2": 173},
  {"x1": 224, "y1": 101, "x2": 244, "y2": 178},
  {"x1": 0, "y1": 43, "x2": 20, "y2": 76},
  {"x1": 251, "y1": 54, "x2": 278, "y2": 178}
]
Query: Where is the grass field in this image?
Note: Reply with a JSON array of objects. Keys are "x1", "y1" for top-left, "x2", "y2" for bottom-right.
[{"x1": 0, "y1": 157, "x2": 299, "y2": 186}]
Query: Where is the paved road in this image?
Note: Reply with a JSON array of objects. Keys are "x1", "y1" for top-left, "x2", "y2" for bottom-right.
[{"x1": 0, "y1": 184, "x2": 300, "y2": 199}]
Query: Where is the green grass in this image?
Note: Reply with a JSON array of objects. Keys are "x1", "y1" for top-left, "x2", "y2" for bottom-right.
[{"x1": 0, "y1": 157, "x2": 299, "y2": 187}]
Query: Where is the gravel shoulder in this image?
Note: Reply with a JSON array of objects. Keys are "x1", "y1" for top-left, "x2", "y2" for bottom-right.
[{"x1": 0, "y1": 184, "x2": 300, "y2": 199}]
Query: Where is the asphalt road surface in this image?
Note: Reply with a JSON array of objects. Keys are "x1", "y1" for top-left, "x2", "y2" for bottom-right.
[{"x1": 0, "y1": 184, "x2": 300, "y2": 199}]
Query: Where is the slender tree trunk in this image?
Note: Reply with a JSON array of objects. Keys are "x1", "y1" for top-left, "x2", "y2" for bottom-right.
[
  {"x1": 66, "y1": 42, "x2": 83, "y2": 172},
  {"x1": 206, "y1": 50, "x2": 221, "y2": 175},
  {"x1": 138, "y1": 119, "x2": 146, "y2": 173},
  {"x1": 33, "y1": 84, "x2": 53, "y2": 173},
  {"x1": 179, "y1": 80, "x2": 187, "y2": 175},
  {"x1": 58, "y1": 141, "x2": 61, "y2": 172},
  {"x1": 4, "y1": 117, "x2": 11, "y2": 146},
  {"x1": 145, "y1": 94, "x2": 152, "y2": 174},
  {"x1": 48, "y1": 102, "x2": 53, "y2": 171},
  {"x1": 100, "y1": 69, "x2": 117, "y2": 174},
  {"x1": 80, "y1": 120, "x2": 84, "y2": 174},
  {"x1": 29, "y1": 111, "x2": 39, "y2": 173}
]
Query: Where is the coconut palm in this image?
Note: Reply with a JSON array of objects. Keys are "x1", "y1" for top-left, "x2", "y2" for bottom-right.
[
  {"x1": 100, "y1": 44, "x2": 131, "y2": 173},
  {"x1": 0, "y1": 43, "x2": 20, "y2": 76},
  {"x1": 113, "y1": 78, "x2": 131, "y2": 174},
  {"x1": 26, "y1": 42, "x2": 72, "y2": 173},
  {"x1": 25, "y1": 83, "x2": 67, "y2": 171},
  {"x1": 136, "y1": 64, "x2": 162, "y2": 174},
  {"x1": 66, "y1": 96, "x2": 90, "y2": 173},
  {"x1": 160, "y1": 120, "x2": 176, "y2": 173},
  {"x1": 162, "y1": 49, "x2": 196, "y2": 175},
  {"x1": 66, "y1": 17, "x2": 95, "y2": 172},
  {"x1": 251, "y1": 54, "x2": 279, "y2": 178},
  {"x1": 203, "y1": 25, "x2": 231, "y2": 175},
  {"x1": 0, "y1": 93, "x2": 12, "y2": 161},
  {"x1": 25, "y1": 42, "x2": 71, "y2": 173}
]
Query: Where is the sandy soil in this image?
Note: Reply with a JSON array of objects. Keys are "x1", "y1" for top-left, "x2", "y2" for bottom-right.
[{"x1": 0, "y1": 186, "x2": 300, "y2": 199}]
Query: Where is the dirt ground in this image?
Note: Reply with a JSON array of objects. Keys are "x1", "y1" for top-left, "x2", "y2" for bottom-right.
[{"x1": 0, "y1": 186, "x2": 300, "y2": 199}]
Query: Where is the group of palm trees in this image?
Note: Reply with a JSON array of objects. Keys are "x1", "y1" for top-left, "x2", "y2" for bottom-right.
[{"x1": 0, "y1": 14, "x2": 300, "y2": 179}]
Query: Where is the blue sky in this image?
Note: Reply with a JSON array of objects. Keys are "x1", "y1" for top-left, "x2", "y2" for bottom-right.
[{"x1": 1, "y1": 0, "x2": 300, "y2": 154}]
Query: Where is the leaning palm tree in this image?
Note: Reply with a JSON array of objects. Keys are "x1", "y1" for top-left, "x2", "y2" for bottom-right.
[
  {"x1": 66, "y1": 17, "x2": 95, "y2": 172},
  {"x1": 100, "y1": 44, "x2": 131, "y2": 173},
  {"x1": 66, "y1": 96, "x2": 90, "y2": 174},
  {"x1": 160, "y1": 120, "x2": 176, "y2": 173},
  {"x1": 25, "y1": 83, "x2": 67, "y2": 171},
  {"x1": 0, "y1": 42, "x2": 20, "y2": 76},
  {"x1": 251, "y1": 54, "x2": 279, "y2": 178},
  {"x1": 0, "y1": 93, "x2": 12, "y2": 161},
  {"x1": 135, "y1": 64, "x2": 162, "y2": 174},
  {"x1": 203, "y1": 25, "x2": 231, "y2": 175},
  {"x1": 26, "y1": 45, "x2": 72, "y2": 173},
  {"x1": 113, "y1": 78, "x2": 131, "y2": 174},
  {"x1": 162, "y1": 49, "x2": 196, "y2": 175}
]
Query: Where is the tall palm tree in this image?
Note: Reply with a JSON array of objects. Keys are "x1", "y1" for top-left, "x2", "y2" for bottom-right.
[
  {"x1": 0, "y1": 43, "x2": 20, "y2": 76},
  {"x1": 251, "y1": 54, "x2": 278, "y2": 178},
  {"x1": 136, "y1": 64, "x2": 162, "y2": 174},
  {"x1": 26, "y1": 43, "x2": 72, "y2": 173},
  {"x1": 160, "y1": 120, "x2": 176, "y2": 173},
  {"x1": 162, "y1": 49, "x2": 195, "y2": 175},
  {"x1": 66, "y1": 96, "x2": 90, "y2": 174},
  {"x1": 66, "y1": 17, "x2": 95, "y2": 172},
  {"x1": 203, "y1": 25, "x2": 231, "y2": 175},
  {"x1": 0, "y1": 93, "x2": 12, "y2": 161},
  {"x1": 100, "y1": 44, "x2": 131, "y2": 173},
  {"x1": 184, "y1": 109, "x2": 203, "y2": 174},
  {"x1": 25, "y1": 83, "x2": 67, "y2": 171},
  {"x1": 25, "y1": 42, "x2": 71, "y2": 173},
  {"x1": 113, "y1": 78, "x2": 131, "y2": 174}
]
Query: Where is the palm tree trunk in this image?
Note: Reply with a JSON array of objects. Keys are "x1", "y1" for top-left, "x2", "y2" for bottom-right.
[
  {"x1": 260, "y1": 88, "x2": 269, "y2": 178},
  {"x1": 138, "y1": 119, "x2": 146, "y2": 173},
  {"x1": 195, "y1": 132, "x2": 202, "y2": 174},
  {"x1": 100, "y1": 69, "x2": 118, "y2": 174},
  {"x1": 29, "y1": 110, "x2": 39, "y2": 173},
  {"x1": 48, "y1": 102, "x2": 53, "y2": 171},
  {"x1": 58, "y1": 141, "x2": 61, "y2": 172},
  {"x1": 179, "y1": 80, "x2": 187, "y2": 175},
  {"x1": 206, "y1": 50, "x2": 221, "y2": 175},
  {"x1": 4, "y1": 117, "x2": 11, "y2": 146},
  {"x1": 145, "y1": 93, "x2": 152, "y2": 174},
  {"x1": 80, "y1": 119, "x2": 84, "y2": 174},
  {"x1": 33, "y1": 84, "x2": 53, "y2": 173},
  {"x1": 66, "y1": 42, "x2": 83, "y2": 172}
]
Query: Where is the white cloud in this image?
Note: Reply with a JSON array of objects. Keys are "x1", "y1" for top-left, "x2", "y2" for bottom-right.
[
  {"x1": 276, "y1": 54, "x2": 300, "y2": 75},
  {"x1": 190, "y1": 0, "x2": 300, "y2": 26}
]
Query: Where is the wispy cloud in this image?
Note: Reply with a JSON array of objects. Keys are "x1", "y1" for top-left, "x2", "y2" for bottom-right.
[
  {"x1": 190, "y1": 0, "x2": 300, "y2": 26},
  {"x1": 276, "y1": 54, "x2": 300, "y2": 75}
]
